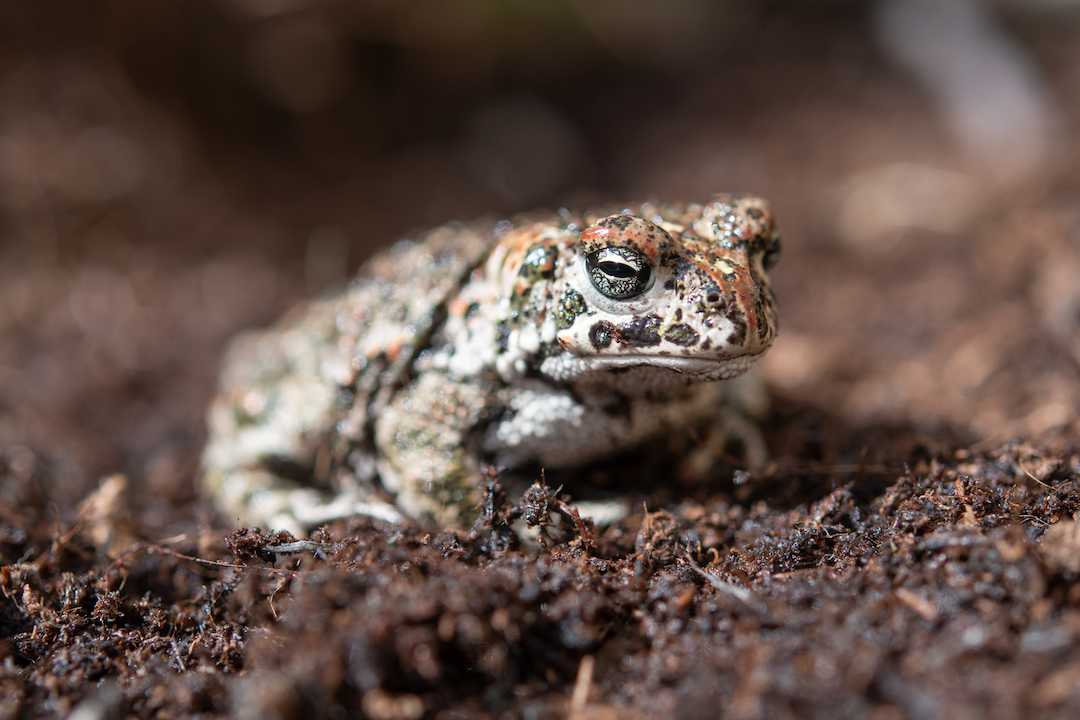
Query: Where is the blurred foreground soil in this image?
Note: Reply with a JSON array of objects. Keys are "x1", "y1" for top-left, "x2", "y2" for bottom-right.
[{"x1": 3, "y1": 1, "x2": 1080, "y2": 718}]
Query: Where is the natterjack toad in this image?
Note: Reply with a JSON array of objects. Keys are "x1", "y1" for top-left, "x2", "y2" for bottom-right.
[{"x1": 202, "y1": 195, "x2": 780, "y2": 533}]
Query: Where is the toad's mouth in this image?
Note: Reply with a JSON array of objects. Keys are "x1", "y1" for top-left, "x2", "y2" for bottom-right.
[{"x1": 584, "y1": 353, "x2": 762, "y2": 380}]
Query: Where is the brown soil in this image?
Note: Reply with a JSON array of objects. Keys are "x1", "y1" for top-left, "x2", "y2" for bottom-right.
[{"x1": 3, "y1": 2, "x2": 1080, "y2": 718}]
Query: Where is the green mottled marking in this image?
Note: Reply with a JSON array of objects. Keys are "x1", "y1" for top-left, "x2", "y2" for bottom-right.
[
  {"x1": 663, "y1": 323, "x2": 699, "y2": 347},
  {"x1": 555, "y1": 289, "x2": 587, "y2": 330},
  {"x1": 508, "y1": 245, "x2": 557, "y2": 318},
  {"x1": 519, "y1": 244, "x2": 558, "y2": 283},
  {"x1": 420, "y1": 448, "x2": 472, "y2": 505}
]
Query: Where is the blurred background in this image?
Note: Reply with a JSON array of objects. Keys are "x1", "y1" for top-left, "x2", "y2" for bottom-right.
[{"x1": 2, "y1": 0, "x2": 1080, "y2": 529}]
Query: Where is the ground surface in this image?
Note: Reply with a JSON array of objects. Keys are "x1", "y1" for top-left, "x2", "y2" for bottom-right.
[{"x1": 3, "y1": 1, "x2": 1080, "y2": 718}]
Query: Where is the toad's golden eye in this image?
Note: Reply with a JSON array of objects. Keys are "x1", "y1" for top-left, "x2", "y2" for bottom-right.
[{"x1": 584, "y1": 247, "x2": 653, "y2": 300}]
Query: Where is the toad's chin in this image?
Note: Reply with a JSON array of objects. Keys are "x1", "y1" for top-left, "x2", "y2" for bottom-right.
[{"x1": 539, "y1": 349, "x2": 767, "y2": 385}]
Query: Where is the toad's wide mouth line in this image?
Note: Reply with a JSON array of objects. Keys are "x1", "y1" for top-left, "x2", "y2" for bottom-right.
[{"x1": 579, "y1": 350, "x2": 768, "y2": 379}]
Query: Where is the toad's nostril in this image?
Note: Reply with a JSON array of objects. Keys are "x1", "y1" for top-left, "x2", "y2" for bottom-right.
[{"x1": 706, "y1": 293, "x2": 721, "y2": 304}]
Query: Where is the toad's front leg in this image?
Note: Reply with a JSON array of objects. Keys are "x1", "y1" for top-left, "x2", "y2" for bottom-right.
[{"x1": 374, "y1": 372, "x2": 499, "y2": 528}]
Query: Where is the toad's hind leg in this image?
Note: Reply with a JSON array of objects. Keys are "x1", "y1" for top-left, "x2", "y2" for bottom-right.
[
  {"x1": 201, "y1": 318, "x2": 403, "y2": 536},
  {"x1": 374, "y1": 372, "x2": 497, "y2": 528},
  {"x1": 208, "y1": 465, "x2": 405, "y2": 538}
]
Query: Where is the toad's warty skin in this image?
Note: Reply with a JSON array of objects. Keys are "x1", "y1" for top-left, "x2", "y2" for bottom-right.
[{"x1": 202, "y1": 195, "x2": 781, "y2": 533}]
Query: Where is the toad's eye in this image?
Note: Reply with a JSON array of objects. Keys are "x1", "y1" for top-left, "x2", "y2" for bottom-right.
[{"x1": 585, "y1": 247, "x2": 653, "y2": 300}]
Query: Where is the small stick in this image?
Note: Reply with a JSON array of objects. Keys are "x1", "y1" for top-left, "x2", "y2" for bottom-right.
[{"x1": 569, "y1": 654, "x2": 595, "y2": 715}]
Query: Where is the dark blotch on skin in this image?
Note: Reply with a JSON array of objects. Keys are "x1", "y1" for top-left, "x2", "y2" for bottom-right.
[
  {"x1": 590, "y1": 321, "x2": 615, "y2": 350},
  {"x1": 663, "y1": 323, "x2": 699, "y2": 347},
  {"x1": 617, "y1": 314, "x2": 662, "y2": 347},
  {"x1": 496, "y1": 321, "x2": 511, "y2": 352},
  {"x1": 599, "y1": 215, "x2": 635, "y2": 231},
  {"x1": 723, "y1": 303, "x2": 747, "y2": 347}
]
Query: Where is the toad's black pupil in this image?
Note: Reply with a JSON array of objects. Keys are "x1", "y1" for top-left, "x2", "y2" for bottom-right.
[
  {"x1": 585, "y1": 247, "x2": 653, "y2": 300},
  {"x1": 599, "y1": 261, "x2": 636, "y2": 278}
]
